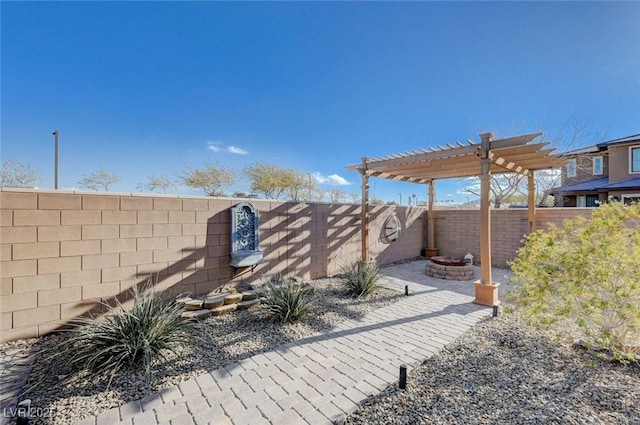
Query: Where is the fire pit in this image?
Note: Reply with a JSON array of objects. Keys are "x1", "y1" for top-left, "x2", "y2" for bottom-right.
[
  {"x1": 426, "y1": 256, "x2": 474, "y2": 280},
  {"x1": 430, "y1": 256, "x2": 468, "y2": 266}
]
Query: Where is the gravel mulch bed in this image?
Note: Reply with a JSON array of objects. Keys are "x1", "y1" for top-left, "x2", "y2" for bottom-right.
[
  {"x1": 2, "y1": 277, "x2": 402, "y2": 425},
  {"x1": 343, "y1": 314, "x2": 640, "y2": 425}
]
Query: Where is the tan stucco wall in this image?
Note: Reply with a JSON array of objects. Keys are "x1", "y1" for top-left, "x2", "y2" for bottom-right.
[{"x1": 608, "y1": 144, "x2": 639, "y2": 182}]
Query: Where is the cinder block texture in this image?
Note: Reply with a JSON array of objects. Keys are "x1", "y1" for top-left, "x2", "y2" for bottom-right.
[{"x1": 0, "y1": 189, "x2": 605, "y2": 342}]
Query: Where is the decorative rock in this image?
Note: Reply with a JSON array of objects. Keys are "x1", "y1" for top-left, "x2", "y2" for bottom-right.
[
  {"x1": 237, "y1": 300, "x2": 261, "y2": 310},
  {"x1": 224, "y1": 293, "x2": 243, "y2": 305},
  {"x1": 181, "y1": 309, "x2": 212, "y2": 320},
  {"x1": 203, "y1": 295, "x2": 226, "y2": 309},
  {"x1": 175, "y1": 296, "x2": 193, "y2": 308},
  {"x1": 210, "y1": 304, "x2": 238, "y2": 316},
  {"x1": 184, "y1": 300, "x2": 204, "y2": 311},
  {"x1": 241, "y1": 290, "x2": 261, "y2": 301}
]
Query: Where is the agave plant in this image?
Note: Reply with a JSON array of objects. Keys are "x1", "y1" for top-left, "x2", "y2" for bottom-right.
[
  {"x1": 261, "y1": 273, "x2": 314, "y2": 323},
  {"x1": 341, "y1": 260, "x2": 381, "y2": 297},
  {"x1": 52, "y1": 276, "x2": 197, "y2": 384}
]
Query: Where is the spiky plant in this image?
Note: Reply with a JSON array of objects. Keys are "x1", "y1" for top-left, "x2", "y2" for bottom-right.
[
  {"x1": 53, "y1": 276, "x2": 197, "y2": 384},
  {"x1": 341, "y1": 260, "x2": 381, "y2": 297},
  {"x1": 261, "y1": 273, "x2": 313, "y2": 323}
]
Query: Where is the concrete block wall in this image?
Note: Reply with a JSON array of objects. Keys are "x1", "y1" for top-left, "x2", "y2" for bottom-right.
[
  {"x1": 0, "y1": 189, "x2": 424, "y2": 342},
  {"x1": 431, "y1": 208, "x2": 594, "y2": 267}
]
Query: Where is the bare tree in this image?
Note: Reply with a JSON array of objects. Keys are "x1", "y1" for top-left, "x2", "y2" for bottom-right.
[
  {"x1": 181, "y1": 164, "x2": 235, "y2": 197},
  {"x1": 287, "y1": 170, "x2": 317, "y2": 202},
  {"x1": 462, "y1": 116, "x2": 604, "y2": 206},
  {"x1": 347, "y1": 193, "x2": 360, "y2": 203},
  {"x1": 462, "y1": 173, "x2": 525, "y2": 208},
  {"x1": 78, "y1": 168, "x2": 120, "y2": 192},
  {"x1": 0, "y1": 160, "x2": 41, "y2": 188},
  {"x1": 244, "y1": 162, "x2": 285, "y2": 200},
  {"x1": 327, "y1": 188, "x2": 348, "y2": 204},
  {"x1": 136, "y1": 174, "x2": 177, "y2": 194},
  {"x1": 244, "y1": 162, "x2": 312, "y2": 200}
]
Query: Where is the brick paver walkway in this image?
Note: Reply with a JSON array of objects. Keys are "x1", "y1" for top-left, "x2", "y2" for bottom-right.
[{"x1": 75, "y1": 261, "x2": 512, "y2": 425}]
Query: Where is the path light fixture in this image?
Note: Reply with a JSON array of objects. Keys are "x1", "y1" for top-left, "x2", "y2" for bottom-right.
[{"x1": 399, "y1": 364, "x2": 407, "y2": 389}]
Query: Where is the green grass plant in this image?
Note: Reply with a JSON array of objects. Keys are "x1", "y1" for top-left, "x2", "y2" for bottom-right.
[
  {"x1": 262, "y1": 273, "x2": 313, "y2": 323},
  {"x1": 341, "y1": 260, "x2": 381, "y2": 297},
  {"x1": 53, "y1": 276, "x2": 197, "y2": 384}
]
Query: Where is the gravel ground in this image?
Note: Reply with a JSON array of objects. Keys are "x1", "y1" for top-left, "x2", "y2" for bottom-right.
[
  {"x1": 5, "y1": 272, "x2": 639, "y2": 425},
  {"x1": 343, "y1": 314, "x2": 640, "y2": 425},
  {"x1": 1, "y1": 277, "x2": 402, "y2": 425}
]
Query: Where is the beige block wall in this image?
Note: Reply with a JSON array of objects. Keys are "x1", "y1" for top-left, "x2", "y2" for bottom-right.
[
  {"x1": 0, "y1": 188, "x2": 605, "y2": 343},
  {"x1": 430, "y1": 208, "x2": 594, "y2": 267},
  {"x1": 0, "y1": 189, "x2": 423, "y2": 342}
]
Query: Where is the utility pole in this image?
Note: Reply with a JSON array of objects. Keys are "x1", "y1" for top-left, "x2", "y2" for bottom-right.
[
  {"x1": 398, "y1": 193, "x2": 402, "y2": 205},
  {"x1": 53, "y1": 130, "x2": 59, "y2": 189}
]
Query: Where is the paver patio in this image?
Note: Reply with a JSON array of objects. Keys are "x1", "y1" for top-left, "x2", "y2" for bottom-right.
[{"x1": 73, "y1": 260, "x2": 513, "y2": 425}]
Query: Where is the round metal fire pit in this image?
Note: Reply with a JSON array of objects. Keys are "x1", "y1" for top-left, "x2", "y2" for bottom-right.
[{"x1": 430, "y1": 256, "x2": 468, "y2": 266}]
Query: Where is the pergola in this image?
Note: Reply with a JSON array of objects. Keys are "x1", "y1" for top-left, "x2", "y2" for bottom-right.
[{"x1": 346, "y1": 132, "x2": 564, "y2": 306}]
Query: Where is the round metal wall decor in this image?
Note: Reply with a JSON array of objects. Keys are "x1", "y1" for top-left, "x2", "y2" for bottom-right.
[{"x1": 382, "y1": 214, "x2": 402, "y2": 243}]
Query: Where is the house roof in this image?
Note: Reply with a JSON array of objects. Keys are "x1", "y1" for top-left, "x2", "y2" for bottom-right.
[
  {"x1": 558, "y1": 133, "x2": 640, "y2": 156},
  {"x1": 560, "y1": 145, "x2": 602, "y2": 156},
  {"x1": 598, "y1": 177, "x2": 640, "y2": 190},
  {"x1": 601, "y1": 133, "x2": 640, "y2": 147},
  {"x1": 553, "y1": 177, "x2": 610, "y2": 193},
  {"x1": 554, "y1": 176, "x2": 640, "y2": 193}
]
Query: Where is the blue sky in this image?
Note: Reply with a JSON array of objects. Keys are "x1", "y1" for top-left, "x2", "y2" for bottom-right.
[{"x1": 2, "y1": 1, "x2": 639, "y2": 204}]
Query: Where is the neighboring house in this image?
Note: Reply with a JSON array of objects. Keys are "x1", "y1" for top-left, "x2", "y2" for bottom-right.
[{"x1": 552, "y1": 133, "x2": 640, "y2": 207}]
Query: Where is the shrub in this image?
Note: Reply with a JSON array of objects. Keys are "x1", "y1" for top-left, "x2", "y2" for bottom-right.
[
  {"x1": 53, "y1": 276, "x2": 198, "y2": 383},
  {"x1": 341, "y1": 260, "x2": 381, "y2": 297},
  {"x1": 261, "y1": 273, "x2": 313, "y2": 323},
  {"x1": 509, "y1": 201, "x2": 640, "y2": 356}
]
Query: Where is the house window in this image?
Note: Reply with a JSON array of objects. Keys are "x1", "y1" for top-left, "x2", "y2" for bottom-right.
[
  {"x1": 567, "y1": 159, "x2": 577, "y2": 177},
  {"x1": 631, "y1": 147, "x2": 640, "y2": 173},
  {"x1": 577, "y1": 195, "x2": 586, "y2": 207},
  {"x1": 593, "y1": 156, "x2": 603, "y2": 175},
  {"x1": 622, "y1": 194, "x2": 640, "y2": 205}
]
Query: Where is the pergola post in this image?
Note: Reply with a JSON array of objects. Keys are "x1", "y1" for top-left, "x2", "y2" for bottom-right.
[
  {"x1": 474, "y1": 132, "x2": 500, "y2": 306},
  {"x1": 528, "y1": 171, "x2": 536, "y2": 233},
  {"x1": 360, "y1": 157, "x2": 370, "y2": 262},
  {"x1": 425, "y1": 180, "x2": 439, "y2": 257},
  {"x1": 345, "y1": 131, "x2": 561, "y2": 307}
]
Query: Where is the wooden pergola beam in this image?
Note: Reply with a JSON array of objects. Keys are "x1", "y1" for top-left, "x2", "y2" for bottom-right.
[
  {"x1": 488, "y1": 152, "x2": 530, "y2": 175},
  {"x1": 346, "y1": 144, "x2": 480, "y2": 171},
  {"x1": 346, "y1": 130, "x2": 559, "y2": 308}
]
